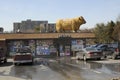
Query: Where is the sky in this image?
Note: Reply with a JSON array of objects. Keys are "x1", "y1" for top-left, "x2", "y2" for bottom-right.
[{"x1": 0, "y1": 0, "x2": 120, "y2": 31}]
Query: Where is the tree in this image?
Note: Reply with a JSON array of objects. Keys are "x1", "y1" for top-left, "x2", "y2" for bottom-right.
[
  {"x1": 34, "y1": 26, "x2": 40, "y2": 32},
  {"x1": 112, "y1": 21, "x2": 120, "y2": 41},
  {"x1": 93, "y1": 20, "x2": 118, "y2": 43},
  {"x1": 93, "y1": 15, "x2": 120, "y2": 43},
  {"x1": 106, "y1": 21, "x2": 115, "y2": 43},
  {"x1": 93, "y1": 23, "x2": 107, "y2": 43},
  {"x1": 34, "y1": 24, "x2": 45, "y2": 33}
]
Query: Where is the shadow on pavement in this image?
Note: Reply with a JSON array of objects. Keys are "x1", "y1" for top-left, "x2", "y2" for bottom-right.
[{"x1": 0, "y1": 62, "x2": 13, "y2": 67}]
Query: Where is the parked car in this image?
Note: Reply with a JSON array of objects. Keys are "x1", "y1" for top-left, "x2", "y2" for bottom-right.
[
  {"x1": 76, "y1": 47, "x2": 103, "y2": 61},
  {"x1": 97, "y1": 43, "x2": 120, "y2": 59},
  {"x1": 90, "y1": 44, "x2": 100, "y2": 48},
  {"x1": 112, "y1": 42, "x2": 120, "y2": 59},
  {"x1": 95, "y1": 44, "x2": 114, "y2": 58},
  {"x1": 13, "y1": 47, "x2": 34, "y2": 65},
  {"x1": 101, "y1": 47, "x2": 114, "y2": 58},
  {"x1": 0, "y1": 47, "x2": 7, "y2": 63},
  {"x1": 96, "y1": 44, "x2": 108, "y2": 52}
]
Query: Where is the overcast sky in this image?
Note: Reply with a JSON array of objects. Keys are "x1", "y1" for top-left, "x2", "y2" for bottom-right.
[{"x1": 0, "y1": 0, "x2": 120, "y2": 31}]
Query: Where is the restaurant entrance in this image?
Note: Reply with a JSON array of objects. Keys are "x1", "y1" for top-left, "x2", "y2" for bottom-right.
[{"x1": 56, "y1": 35, "x2": 71, "y2": 56}]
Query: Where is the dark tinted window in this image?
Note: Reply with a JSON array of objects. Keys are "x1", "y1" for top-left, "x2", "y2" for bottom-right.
[{"x1": 17, "y1": 48, "x2": 31, "y2": 53}]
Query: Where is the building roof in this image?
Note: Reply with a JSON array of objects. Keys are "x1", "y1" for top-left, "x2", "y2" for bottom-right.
[{"x1": 0, "y1": 32, "x2": 95, "y2": 40}]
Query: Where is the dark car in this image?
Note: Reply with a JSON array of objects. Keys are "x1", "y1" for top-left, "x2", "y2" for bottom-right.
[
  {"x1": 96, "y1": 44, "x2": 108, "y2": 52},
  {"x1": 13, "y1": 47, "x2": 34, "y2": 65},
  {"x1": 101, "y1": 47, "x2": 115, "y2": 58},
  {"x1": 0, "y1": 47, "x2": 7, "y2": 63},
  {"x1": 112, "y1": 42, "x2": 120, "y2": 59},
  {"x1": 96, "y1": 44, "x2": 114, "y2": 58},
  {"x1": 100, "y1": 42, "x2": 120, "y2": 59}
]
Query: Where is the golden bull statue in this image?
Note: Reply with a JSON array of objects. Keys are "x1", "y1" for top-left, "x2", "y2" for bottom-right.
[{"x1": 56, "y1": 16, "x2": 86, "y2": 32}]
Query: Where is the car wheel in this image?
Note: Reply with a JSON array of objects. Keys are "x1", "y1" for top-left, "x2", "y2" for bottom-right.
[
  {"x1": 97, "y1": 58, "x2": 101, "y2": 60},
  {"x1": 77, "y1": 58, "x2": 80, "y2": 60},
  {"x1": 30, "y1": 62, "x2": 33, "y2": 65},
  {"x1": 4, "y1": 58, "x2": 7, "y2": 63},
  {"x1": 104, "y1": 55, "x2": 107, "y2": 59},
  {"x1": 14, "y1": 63, "x2": 18, "y2": 66},
  {"x1": 103, "y1": 52, "x2": 106, "y2": 57},
  {"x1": 83, "y1": 56, "x2": 87, "y2": 61},
  {"x1": 112, "y1": 55, "x2": 116, "y2": 60},
  {"x1": 76, "y1": 56, "x2": 80, "y2": 60},
  {"x1": 76, "y1": 56, "x2": 78, "y2": 59}
]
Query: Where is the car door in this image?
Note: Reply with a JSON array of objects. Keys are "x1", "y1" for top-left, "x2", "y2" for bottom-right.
[{"x1": 79, "y1": 49, "x2": 86, "y2": 59}]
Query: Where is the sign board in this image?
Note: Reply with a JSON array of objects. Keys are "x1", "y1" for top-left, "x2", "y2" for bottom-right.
[{"x1": 71, "y1": 40, "x2": 84, "y2": 51}]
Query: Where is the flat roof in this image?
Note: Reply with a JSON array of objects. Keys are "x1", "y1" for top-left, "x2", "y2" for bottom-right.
[
  {"x1": 0, "y1": 39, "x2": 6, "y2": 41},
  {"x1": 0, "y1": 32, "x2": 95, "y2": 40}
]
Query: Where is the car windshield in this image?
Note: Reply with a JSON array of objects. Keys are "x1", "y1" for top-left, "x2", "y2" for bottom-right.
[{"x1": 17, "y1": 48, "x2": 31, "y2": 53}]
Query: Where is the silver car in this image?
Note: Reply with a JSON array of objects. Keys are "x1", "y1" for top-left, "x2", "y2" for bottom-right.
[{"x1": 76, "y1": 47, "x2": 103, "y2": 61}]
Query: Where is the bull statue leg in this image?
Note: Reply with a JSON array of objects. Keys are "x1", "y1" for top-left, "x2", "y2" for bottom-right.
[
  {"x1": 72, "y1": 25, "x2": 76, "y2": 32},
  {"x1": 56, "y1": 25, "x2": 61, "y2": 32},
  {"x1": 72, "y1": 30, "x2": 75, "y2": 33},
  {"x1": 56, "y1": 28, "x2": 60, "y2": 32},
  {"x1": 56, "y1": 27, "x2": 65, "y2": 32}
]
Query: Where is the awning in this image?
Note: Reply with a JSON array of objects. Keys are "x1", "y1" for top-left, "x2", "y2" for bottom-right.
[{"x1": 0, "y1": 39, "x2": 6, "y2": 41}]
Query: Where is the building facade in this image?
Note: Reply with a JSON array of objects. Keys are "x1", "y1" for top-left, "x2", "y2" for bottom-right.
[
  {"x1": 0, "y1": 33, "x2": 95, "y2": 57},
  {"x1": 0, "y1": 27, "x2": 4, "y2": 33},
  {"x1": 13, "y1": 19, "x2": 56, "y2": 33},
  {"x1": 7, "y1": 38, "x2": 85, "y2": 57},
  {"x1": 48, "y1": 23, "x2": 56, "y2": 32}
]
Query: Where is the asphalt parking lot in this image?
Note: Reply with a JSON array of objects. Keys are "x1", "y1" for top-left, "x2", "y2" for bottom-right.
[
  {"x1": 0, "y1": 58, "x2": 120, "y2": 80},
  {"x1": 92, "y1": 59, "x2": 120, "y2": 64}
]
